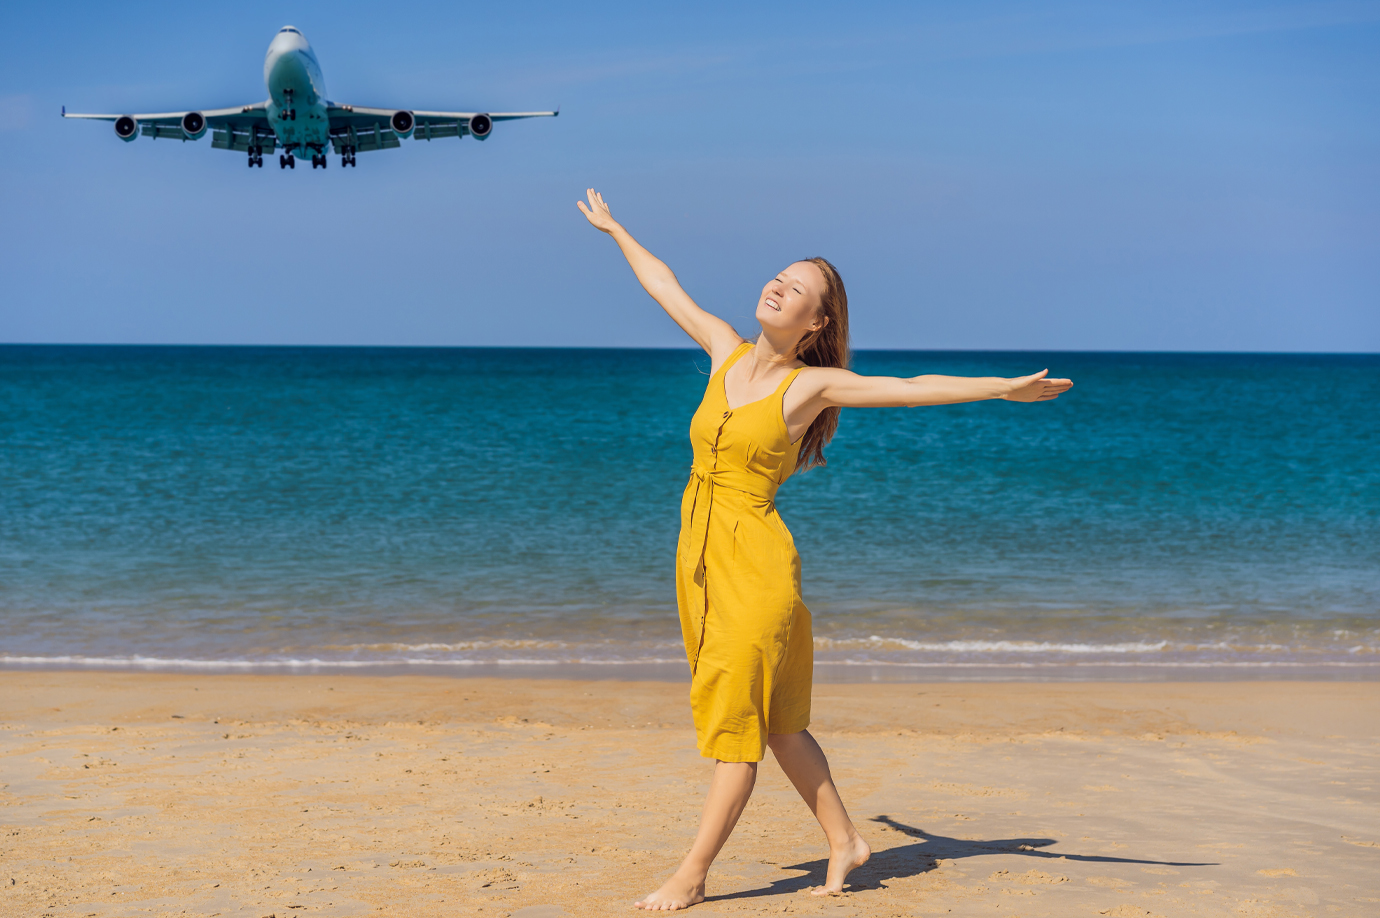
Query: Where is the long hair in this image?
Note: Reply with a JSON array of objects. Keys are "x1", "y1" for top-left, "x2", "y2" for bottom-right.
[{"x1": 790, "y1": 256, "x2": 850, "y2": 472}]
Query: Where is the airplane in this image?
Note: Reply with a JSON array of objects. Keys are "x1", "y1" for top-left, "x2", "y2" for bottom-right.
[{"x1": 63, "y1": 25, "x2": 557, "y2": 170}]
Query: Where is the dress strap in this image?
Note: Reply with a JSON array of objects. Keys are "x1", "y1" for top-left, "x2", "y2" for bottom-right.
[
  {"x1": 714, "y1": 341, "x2": 753, "y2": 379},
  {"x1": 781, "y1": 365, "x2": 806, "y2": 390},
  {"x1": 774, "y1": 364, "x2": 807, "y2": 400}
]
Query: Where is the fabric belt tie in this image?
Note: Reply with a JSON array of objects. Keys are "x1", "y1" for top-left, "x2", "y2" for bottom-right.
[{"x1": 689, "y1": 465, "x2": 779, "y2": 503}]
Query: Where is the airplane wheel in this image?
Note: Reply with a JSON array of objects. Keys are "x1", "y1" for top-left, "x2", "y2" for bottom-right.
[
  {"x1": 248, "y1": 157, "x2": 254, "y2": 168},
  {"x1": 289, "y1": 155, "x2": 295, "y2": 169},
  {"x1": 279, "y1": 154, "x2": 287, "y2": 169},
  {"x1": 290, "y1": 109, "x2": 296, "y2": 121}
]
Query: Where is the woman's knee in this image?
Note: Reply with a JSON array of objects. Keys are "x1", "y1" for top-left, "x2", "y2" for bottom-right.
[
  {"x1": 714, "y1": 759, "x2": 759, "y2": 774},
  {"x1": 767, "y1": 729, "x2": 807, "y2": 750}
]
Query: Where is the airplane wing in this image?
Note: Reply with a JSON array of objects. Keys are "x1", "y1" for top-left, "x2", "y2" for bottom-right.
[
  {"x1": 63, "y1": 104, "x2": 280, "y2": 152},
  {"x1": 326, "y1": 105, "x2": 557, "y2": 152},
  {"x1": 63, "y1": 102, "x2": 556, "y2": 155}
]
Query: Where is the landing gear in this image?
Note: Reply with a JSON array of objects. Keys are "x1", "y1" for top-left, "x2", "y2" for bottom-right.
[
  {"x1": 340, "y1": 144, "x2": 356, "y2": 167},
  {"x1": 311, "y1": 154, "x2": 328, "y2": 169},
  {"x1": 247, "y1": 145, "x2": 264, "y2": 168},
  {"x1": 279, "y1": 153, "x2": 295, "y2": 169}
]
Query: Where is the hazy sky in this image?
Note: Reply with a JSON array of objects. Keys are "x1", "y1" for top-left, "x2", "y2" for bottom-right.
[{"x1": 1, "y1": 1, "x2": 1377, "y2": 350}]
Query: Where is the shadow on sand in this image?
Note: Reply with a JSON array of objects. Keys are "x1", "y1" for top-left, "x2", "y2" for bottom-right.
[{"x1": 706, "y1": 814, "x2": 1217, "y2": 902}]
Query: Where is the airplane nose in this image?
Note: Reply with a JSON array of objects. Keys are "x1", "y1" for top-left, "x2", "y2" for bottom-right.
[{"x1": 271, "y1": 27, "x2": 307, "y2": 49}]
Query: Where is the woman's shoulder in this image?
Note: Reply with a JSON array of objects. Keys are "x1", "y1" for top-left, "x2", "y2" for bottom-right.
[
  {"x1": 788, "y1": 364, "x2": 854, "y2": 397},
  {"x1": 715, "y1": 337, "x2": 751, "y2": 359},
  {"x1": 708, "y1": 338, "x2": 752, "y2": 376}
]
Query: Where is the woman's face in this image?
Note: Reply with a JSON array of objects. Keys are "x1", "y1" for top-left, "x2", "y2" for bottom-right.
[{"x1": 755, "y1": 261, "x2": 826, "y2": 340}]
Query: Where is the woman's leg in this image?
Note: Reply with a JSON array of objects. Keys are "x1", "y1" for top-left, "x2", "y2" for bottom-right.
[
  {"x1": 634, "y1": 760, "x2": 758, "y2": 910},
  {"x1": 766, "y1": 730, "x2": 870, "y2": 894}
]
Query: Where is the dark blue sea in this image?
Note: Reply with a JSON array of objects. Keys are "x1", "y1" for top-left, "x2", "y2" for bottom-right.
[{"x1": 2, "y1": 346, "x2": 1376, "y2": 679}]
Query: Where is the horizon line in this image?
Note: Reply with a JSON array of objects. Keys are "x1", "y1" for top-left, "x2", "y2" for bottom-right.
[{"x1": 1, "y1": 342, "x2": 1378, "y2": 357}]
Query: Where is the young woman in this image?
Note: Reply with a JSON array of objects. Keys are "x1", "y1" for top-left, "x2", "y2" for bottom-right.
[{"x1": 577, "y1": 189, "x2": 1072, "y2": 911}]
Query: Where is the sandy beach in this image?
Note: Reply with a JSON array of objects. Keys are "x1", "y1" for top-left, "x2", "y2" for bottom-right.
[{"x1": 2, "y1": 673, "x2": 1376, "y2": 917}]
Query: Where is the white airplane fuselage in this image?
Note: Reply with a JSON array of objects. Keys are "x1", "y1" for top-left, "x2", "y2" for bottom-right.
[{"x1": 263, "y1": 27, "x2": 329, "y2": 155}]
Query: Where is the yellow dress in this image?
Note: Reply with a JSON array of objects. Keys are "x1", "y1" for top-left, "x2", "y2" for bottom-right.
[{"x1": 676, "y1": 341, "x2": 813, "y2": 763}]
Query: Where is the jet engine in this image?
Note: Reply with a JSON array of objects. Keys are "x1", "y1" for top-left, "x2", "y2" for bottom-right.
[
  {"x1": 181, "y1": 111, "x2": 207, "y2": 140},
  {"x1": 469, "y1": 113, "x2": 492, "y2": 140},
  {"x1": 114, "y1": 116, "x2": 139, "y2": 142},
  {"x1": 390, "y1": 110, "x2": 415, "y2": 138}
]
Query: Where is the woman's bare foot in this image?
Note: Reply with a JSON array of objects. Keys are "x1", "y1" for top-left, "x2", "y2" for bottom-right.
[
  {"x1": 634, "y1": 871, "x2": 706, "y2": 911},
  {"x1": 810, "y1": 833, "x2": 871, "y2": 895}
]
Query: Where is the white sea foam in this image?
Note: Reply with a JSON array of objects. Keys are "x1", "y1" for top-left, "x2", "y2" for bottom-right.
[
  {"x1": 814, "y1": 636, "x2": 1171, "y2": 654},
  {"x1": 325, "y1": 640, "x2": 573, "y2": 652},
  {"x1": 0, "y1": 654, "x2": 684, "y2": 670},
  {"x1": 4, "y1": 654, "x2": 1376, "y2": 675},
  {"x1": 816, "y1": 659, "x2": 1380, "y2": 668},
  {"x1": 316, "y1": 637, "x2": 689, "y2": 654}
]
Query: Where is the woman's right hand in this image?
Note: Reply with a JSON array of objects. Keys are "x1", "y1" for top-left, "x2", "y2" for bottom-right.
[
  {"x1": 576, "y1": 188, "x2": 621, "y2": 235},
  {"x1": 1002, "y1": 369, "x2": 1074, "y2": 402}
]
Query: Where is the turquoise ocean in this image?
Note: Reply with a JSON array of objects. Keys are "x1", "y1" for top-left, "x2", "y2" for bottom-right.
[{"x1": 2, "y1": 346, "x2": 1377, "y2": 680}]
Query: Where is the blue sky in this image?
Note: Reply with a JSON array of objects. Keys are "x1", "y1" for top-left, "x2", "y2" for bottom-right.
[{"x1": 1, "y1": 1, "x2": 1377, "y2": 350}]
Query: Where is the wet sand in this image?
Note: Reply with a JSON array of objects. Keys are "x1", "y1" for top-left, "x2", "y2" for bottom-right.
[{"x1": 2, "y1": 672, "x2": 1377, "y2": 917}]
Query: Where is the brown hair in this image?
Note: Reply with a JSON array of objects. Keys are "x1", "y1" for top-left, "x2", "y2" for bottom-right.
[{"x1": 790, "y1": 256, "x2": 850, "y2": 472}]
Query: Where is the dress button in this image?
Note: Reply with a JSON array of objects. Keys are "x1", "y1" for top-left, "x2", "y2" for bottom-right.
[{"x1": 722, "y1": 411, "x2": 731, "y2": 418}]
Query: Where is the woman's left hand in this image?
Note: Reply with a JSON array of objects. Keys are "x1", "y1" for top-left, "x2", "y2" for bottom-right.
[
  {"x1": 577, "y1": 188, "x2": 622, "y2": 235},
  {"x1": 1002, "y1": 370, "x2": 1074, "y2": 402}
]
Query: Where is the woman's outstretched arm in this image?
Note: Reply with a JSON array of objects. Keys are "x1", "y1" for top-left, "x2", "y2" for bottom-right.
[
  {"x1": 578, "y1": 188, "x2": 742, "y2": 361},
  {"x1": 792, "y1": 367, "x2": 1073, "y2": 412}
]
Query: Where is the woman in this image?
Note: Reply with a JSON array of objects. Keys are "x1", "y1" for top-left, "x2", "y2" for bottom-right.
[{"x1": 577, "y1": 189, "x2": 1072, "y2": 910}]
